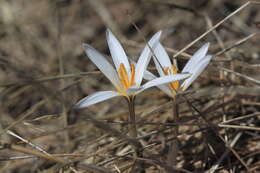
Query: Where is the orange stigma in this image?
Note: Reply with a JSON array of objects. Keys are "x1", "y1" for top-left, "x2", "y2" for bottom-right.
[
  {"x1": 118, "y1": 63, "x2": 136, "y2": 92},
  {"x1": 130, "y1": 64, "x2": 136, "y2": 86}
]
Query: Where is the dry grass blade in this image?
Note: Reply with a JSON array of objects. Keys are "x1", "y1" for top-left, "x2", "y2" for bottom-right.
[
  {"x1": 206, "y1": 132, "x2": 243, "y2": 173},
  {"x1": 181, "y1": 95, "x2": 249, "y2": 171},
  {"x1": 0, "y1": 71, "x2": 100, "y2": 88},
  {"x1": 218, "y1": 124, "x2": 260, "y2": 131},
  {"x1": 74, "y1": 109, "x2": 142, "y2": 149},
  {"x1": 173, "y1": 1, "x2": 251, "y2": 58},
  {"x1": 220, "y1": 67, "x2": 260, "y2": 85},
  {"x1": 214, "y1": 32, "x2": 258, "y2": 57},
  {"x1": 0, "y1": 100, "x2": 46, "y2": 136}
]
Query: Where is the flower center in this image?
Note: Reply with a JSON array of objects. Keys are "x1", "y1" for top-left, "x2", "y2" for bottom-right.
[
  {"x1": 163, "y1": 65, "x2": 179, "y2": 92},
  {"x1": 118, "y1": 63, "x2": 136, "y2": 91}
]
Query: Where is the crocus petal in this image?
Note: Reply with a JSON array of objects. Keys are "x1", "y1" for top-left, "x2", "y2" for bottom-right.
[
  {"x1": 143, "y1": 70, "x2": 157, "y2": 80},
  {"x1": 143, "y1": 70, "x2": 173, "y2": 97},
  {"x1": 83, "y1": 44, "x2": 121, "y2": 89},
  {"x1": 126, "y1": 86, "x2": 143, "y2": 95},
  {"x1": 153, "y1": 55, "x2": 165, "y2": 78},
  {"x1": 182, "y1": 43, "x2": 210, "y2": 73},
  {"x1": 131, "y1": 55, "x2": 170, "y2": 96},
  {"x1": 106, "y1": 29, "x2": 130, "y2": 76},
  {"x1": 153, "y1": 42, "x2": 172, "y2": 68},
  {"x1": 157, "y1": 84, "x2": 174, "y2": 97},
  {"x1": 75, "y1": 91, "x2": 120, "y2": 108},
  {"x1": 134, "y1": 31, "x2": 162, "y2": 86},
  {"x1": 153, "y1": 43, "x2": 173, "y2": 77},
  {"x1": 181, "y1": 55, "x2": 212, "y2": 91},
  {"x1": 137, "y1": 74, "x2": 190, "y2": 94}
]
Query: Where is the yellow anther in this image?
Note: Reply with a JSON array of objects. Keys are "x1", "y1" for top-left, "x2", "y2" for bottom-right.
[
  {"x1": 170, "y1": 65, "x2": 179, "y2": 91},
  {"x1": 163, "y1": 67, "x2": 170, "y2": 75},
  {"x1": 172, "y1": 66, "x2": 178, "y2": 74},
  {"x1": 118, "y1": 63, "x2": 129, "y2": 89},
  {"x1": 169, "y1": 80, "x2": 179, "y2": 92},
  {"x1": 163, "y1": 65, "x2": 179, "y2": 92}
]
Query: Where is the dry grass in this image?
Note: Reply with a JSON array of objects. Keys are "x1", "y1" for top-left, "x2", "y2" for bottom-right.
[{"x1": 0, "y1": 0, "x2": 259, "y2": 172}]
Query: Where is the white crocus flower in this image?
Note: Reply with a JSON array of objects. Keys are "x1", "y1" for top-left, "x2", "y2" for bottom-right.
[
  {"x1": 76, "y1": 29, "x2": 190, "y2": 108},
  {"x1": 144, "y1": 42, "x2": 212, "y2": 97}
]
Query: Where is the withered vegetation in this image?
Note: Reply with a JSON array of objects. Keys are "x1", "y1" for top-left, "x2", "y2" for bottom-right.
[{"x1": 0, "y1": 0, "x2": 259, "y2": 172}]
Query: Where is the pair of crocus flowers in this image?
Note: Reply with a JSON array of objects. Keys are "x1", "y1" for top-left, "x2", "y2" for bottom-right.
[{"x1": 76, "y1": 29, "x2": 212, "y2": 108}]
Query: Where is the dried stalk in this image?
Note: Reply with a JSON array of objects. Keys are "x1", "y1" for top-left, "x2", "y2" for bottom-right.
[
  {"x1": 167, "y1": 96, "x2": 179, "y2": 172},
  {"x1": 127, "y1": 96, "x2": 137, "y2": 138},
  {"x1": 126, "y1": 96, "x2": 144, "y2": 172}
]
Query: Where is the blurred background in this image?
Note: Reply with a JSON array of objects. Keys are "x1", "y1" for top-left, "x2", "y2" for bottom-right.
[{"x1": 0, "y1": 0, "x2": 259, "y2": 172}]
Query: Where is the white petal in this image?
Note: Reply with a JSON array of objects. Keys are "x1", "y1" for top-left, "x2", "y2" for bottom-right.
[
  {"x1": 135, "y1": 31, "x2": 162, "y2": 86},
  {"x1": 143, "y1": 70, "x2": 173, "y2": 97},
  {"x1": 83, "y1": 44, "x2": 121, "y2": 89},
  {"x1": 153, "y1": 55, "x2": 165, "y2": 78},
  {"x1": 126, "y1": 86, "x2": 143, "y2": 95},
  {"x1": 143, "y1": 70, "x2": 157, "y2": 80},
  {"x1": 137, "y1": 74, "x2": 190, "y2": 94},
  {"x1": 75, "y1": 91, "x2": 120, "y2": 108},
  {"x1": 181, "y1": 55, "x2": 212, "y2": 91},
  {"x1": 153, "y1": 43, "x2": 172, "y2": 68},
  {"x1": 182, "y1": 43, "x2": 210, "y2": 73},
  {"x1": 106, "y1": 29, "x2": 130, "y2": 75},
  {"x1": 157, "y1": 84, "x2": 174, "y2": 97},
  {"x1": 153, "y1": 43, "x2": 173, "y2": 77}
]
